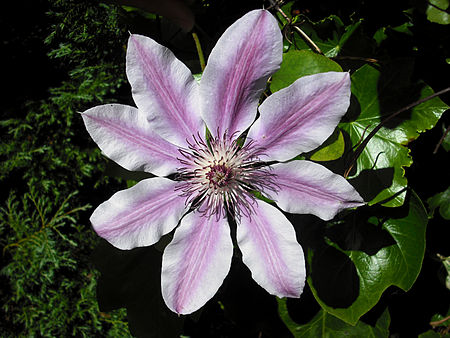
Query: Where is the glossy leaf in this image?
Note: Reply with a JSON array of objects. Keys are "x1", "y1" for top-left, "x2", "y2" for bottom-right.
[
  {"x1": 308, "y1": 190, "x2": 427, "y2": 325},
  {"x1": 418, "y1": 308, "x2": 450, "y2": 337},
  {"x1": 373, "y1": 22, "x2": 413, "y2": 46},
  {"x1": 270, "y1": 50, "x2": 342, "y2": 92},
  {"x1": 442, "y1": 125, "x2": 450, "y2": 151},
  {"x1": 426, "y1": 0, "x2": 450, "y2": 25},
  {"x1": 427, "y1": 186, "x2": 450, "y2": 220},
  {"x1": 309, "y1": 128, "x2": 345, "y2": 161},
  {"x1": 280, "y1": 15, "x2": 362, "y2": 57},
  {"x1": 340, "y1": 63, "x2": 449, "y2": 207},
  {"x1": 278, "y1": 299, "x2": 390, "y2": 338}
]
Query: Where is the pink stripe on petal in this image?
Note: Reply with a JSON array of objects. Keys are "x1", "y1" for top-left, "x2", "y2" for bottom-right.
[
  {"x1": 82, "y1": 104, "x2": 181, "y2": 177},
  {"x1": 270, "y1": 161, "x2": 364, "y2": 221},
  {"x1": 200, "y1": 9, "x2": 282, "y2": 137},
  {"x1": 91, "y1": 178, "x2": 188, "y2": 250},
  {"x1": 127, "y1": 34, "x2": 203, "y2": 147},
  {"x1": 237, "y1": 200, "x2": 305, "y2": 298},
  {"x1": 161, "y1": 212, "x2": 233, "y2": 314},
  {"x1": 248, "y1": 72, "x2": 351, "y2": 162}
]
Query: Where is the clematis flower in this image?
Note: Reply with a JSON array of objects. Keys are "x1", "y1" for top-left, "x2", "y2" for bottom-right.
[{"x1": 82, "y1": 9, "x2": 364, "y2": 315}]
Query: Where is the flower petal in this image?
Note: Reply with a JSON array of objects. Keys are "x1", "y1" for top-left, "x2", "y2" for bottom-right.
[
  {"x1": 200, "y1": 9, "x2": 282, "y2": 137},
  {"x1": 237, "y1": 200, "x2": 305, "y2": 298},
  {"x1": 90, "y1": 177, "x2": 187, "y2": 250},
  {"x1": 127, "y1": 34, "x2": 203, "y2": 146},
  {"x1": 247, "y1": 72, "x2": 351, "y2": 161},
  {"x1": 270, "y1": 160, "x2": 364, "y2": 220},
  {"x1": 161, "y1": 212, "x2": 233, "y2": 314},
  {"x1": 82, "y1": 104, "x2": 181, "y2": 177}
]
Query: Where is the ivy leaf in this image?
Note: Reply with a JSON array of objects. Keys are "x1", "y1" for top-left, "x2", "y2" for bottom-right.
[
  {"x1": 285, "y1": 15, "x2": 362, "y2": 57},
  {"x1": 418, "y1": 307, "x2": 450, "y2": 337},
  {"x1": 307, "y1": 190, "x2": 427, "y2": 325},
  {"x1": 373, "y1": 22, "x2": 413, "y2": 46},
  {"x1": 340, "y1": 62, "x2": 448, "y2": 207},
  {"x1": 441, "y1": 125, "x2": 450, "y2": 151},
  {"x1": 427, "y1": 186, "x2": 450, "y2": 220},
  {"x1": 426, "y1": 0, "x2": 450, "y2": 25},
  {"x1": 308, "y1": 128, "x2": 345, "y2": 162},
  {"x1": 270, "y1": 50, "x2": 342, "y2": 92},
  {"x1": 277, "y1": 300, "x2": 390, "y2": 338}
]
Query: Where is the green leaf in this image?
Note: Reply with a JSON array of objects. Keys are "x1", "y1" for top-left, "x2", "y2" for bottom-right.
[
  {"x1": 373, "y1": 22, "x2": 413, "y2": 46},
  {"x1": 419, "y1": 307, "x2": 450, "y2": 337},
  {"x1": 309, "y1": 128, "x2": 345, "y2": 161},
  {"x1": 426, "y1": 0, "x2": 450, "y2": 25},
  {"x1": 437, "y1": 254, "x2": 450, "y2": 290},
  {"x1": 427, "y1": 186, "x2": 450, "y2": 220},
  {"x1": 418, "y1": 331, "x2": 442, "y2": 337},
  {"x1": 308, "y1": 190, "x2": 427, "y2": 325},
  {"x1": 285, "y1": 15, "x2": 362, "y2": 57},
  {"x1": 193, "y1": 73, "x2": 202, "y2": 84},
  {"x1": 277, "y1": 300, "x2": 390, "y2": 338},
  {"x1": 271, "y1": 50, "x2": 342, "y2": 92},
  {"x1": 340, "y1": 63, "x2": 449, "y2": 207},
  {"x1": 441, "y1": 125, "x2": 450, "y2": 151}
]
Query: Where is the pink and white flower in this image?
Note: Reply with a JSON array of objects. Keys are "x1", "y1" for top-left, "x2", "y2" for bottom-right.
[{"x1": 82, "y1": 9, "x2": 364, "y2": 315}]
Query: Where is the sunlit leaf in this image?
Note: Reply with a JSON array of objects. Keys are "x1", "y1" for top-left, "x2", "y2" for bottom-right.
[
  {"x1": 426, "y1": 0, "x2": 450, "y2": 25},
  {"x1": 309, "y1": 128, "x2": 345, "y2": 161},
  {"x1": 270, "y1": 50, "x2": 342, "y2": 92}
]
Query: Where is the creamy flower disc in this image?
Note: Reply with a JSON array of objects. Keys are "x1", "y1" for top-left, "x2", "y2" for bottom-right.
[
  {"x1": 82, "y1": 9, "x2": 364, "y2": 315},
  {"x1": 176, "y1": 133, "x2": 274, "y2": 220}
]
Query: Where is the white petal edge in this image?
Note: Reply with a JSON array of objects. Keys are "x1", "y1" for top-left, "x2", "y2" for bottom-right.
[
  {"x1": 82, "y1": 104, "x2": 181, "y2": 177},
  {"x1": 161, "y1": 212, "x2": 233, "y2": 314},
  {"x1": 127, "y1": 34, "x2": 203, "y2": 147},
  {"x1": 200, "y1": 9, "x2": 282, "y2": 138},
  {"x1": 270, "y1": 160, "x2": 365, "y2": 221},
  {"x1": 90, "y1": 177, "x2": 188, "y2": 250},
  {"x1": 237, "y1": 199, "x2": 305, "y2": 298},
  {"x1": 247, "y1": 72, "x2": 351, "y2": 162}
]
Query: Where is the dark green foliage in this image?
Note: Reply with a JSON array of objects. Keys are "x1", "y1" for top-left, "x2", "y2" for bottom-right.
[
  {"x1": 1, "y1": 0, "x2": 449, "y2": 336},
  {"x1": 0, "y1": 188, "x2": 129, "y2": 337},
  {"x1": 0, "y1": 0, "x2": 130, "y2": 335}
]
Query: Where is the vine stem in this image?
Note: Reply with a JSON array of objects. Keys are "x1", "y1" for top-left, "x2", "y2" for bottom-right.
[
  {"x1": 192, "y1": 32, "x2": 206, "y2": 72},
  {"x1": 344, "y1": 86, "x2": 450, "y2": 178},
  {"x1": 433, "y1": 124, "x2": 450, "y2": 154},
  {"x1": 430, "y1": 315, "x2": 450, "y2": 327},
  {"x1": 275, "y1": 6, "x2": 323, "y2": 55}
]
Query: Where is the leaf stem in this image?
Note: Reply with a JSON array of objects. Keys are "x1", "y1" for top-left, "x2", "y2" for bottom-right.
[
  {"x1": 433, "y1": 124, "x2": 450, "y2": 154},
  {"x1": 192, "y1": 32, "x2": 205, "y2": 72},
  {"x1": 344, "y1": 86, "x2": 450, "y2": 178},
  {"x1": 275, "y1": 6, "x2": 323, "y2": 55},
  {"x1": 332, "y1": 56, "x2": 379, "y2": 64}
]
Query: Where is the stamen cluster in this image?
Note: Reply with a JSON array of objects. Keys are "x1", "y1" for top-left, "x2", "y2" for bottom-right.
[{"x1": 177, "y1": 133, "x2": 274, "y2": 219}]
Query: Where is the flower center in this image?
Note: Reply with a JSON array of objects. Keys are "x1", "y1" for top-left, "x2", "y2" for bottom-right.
[
  {"x1": 176, "y1": 133, "x2": 274, "y2": 219},
  {"x1": 206, "y1": 164, "x2": 233, "y2": 188}
]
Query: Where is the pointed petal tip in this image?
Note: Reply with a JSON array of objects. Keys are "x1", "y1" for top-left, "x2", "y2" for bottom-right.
[
  {"x1": 90, "y1": 178, "x2": 187, "y2": 250},
  {"x1": 237, "y1": 200, "x2": 306, "y2": 300},
  {"x1": 162, "y1": 212, "x2": 233, "y2": 315},
  {"x1": 270, "y1": 161, "x2": 365, "y2": 221},
  {"x1": 248, "y1": 71, "x2": 352, "y2": 162},
  {"x1": 200, "y1": 7, "x2": 282, "y2": 137}
]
